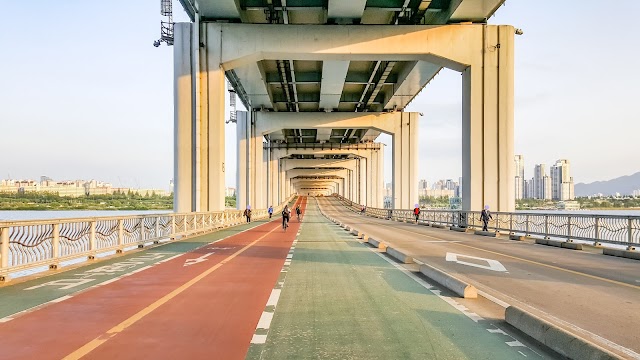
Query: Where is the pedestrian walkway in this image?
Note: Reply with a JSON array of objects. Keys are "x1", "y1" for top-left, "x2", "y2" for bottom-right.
[{"x1": 248, "y1": 198, "x2": 545, "y2": 359}]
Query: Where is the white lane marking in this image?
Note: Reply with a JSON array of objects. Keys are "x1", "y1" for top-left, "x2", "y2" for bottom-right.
[
  {"x1": 506, "y1": 340, "x2": 525, "y2": 347},
  {"x1": 286, "y1": 254, "x2": 293, "y2": 259},
  {"x1": 183, "y1": 252, "x2": 215, "y2": 267},
  {"x1": 251, "y1": 334, "x2": 268, "y2": 344},
  {"x1": 0, "y1": 317, "x2": 13, "y2": 323},
  {"x1": 518, "y1": 351, "x2": 528, "y2": 357},
  {"x1": 487, "y1": 328, "x2": 508, "y2": 335},
  {"x1": 158, "y1": 254, "x2": 184, "y2": 263},
  {"x1": 50, "y1": 295, "x2": 73, "y2": 303},
  {"x1": 445, "y1": 252, "x2": 507, "y2": 272},
  {"x1": 257, "y1": 311, "x2": 274, "y2": 329},
  {"x1": 266, "y1": 289, "x2": 282, "y2": 307}
]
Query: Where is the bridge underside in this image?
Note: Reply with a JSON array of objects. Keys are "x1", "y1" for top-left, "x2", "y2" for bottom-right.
[{"x1": 173, "y1": 0, "x2": 514, "y2": 212}]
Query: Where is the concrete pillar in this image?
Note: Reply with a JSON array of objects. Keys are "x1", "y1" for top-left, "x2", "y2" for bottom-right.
[
  {"x1": 462, "y1": 26, "x2": 515, "y2": 212},
  {"x1": 173, "y1": 23, "x2": 194, "y2": 212},
  {"x1": 359, "y1": 157, "x2": 367, "y2": 205},
  {"x1": 201, "y1": 24, "x2": 226, "y2": 211},
  {"x1": 236, "y1": 111, "x2": 249, "y2": 210},
  {"x1": 267, "y1": 146, "x2": 278, "y2": 207},
  {"x1": 392, "y1": 112, "x2": 418, "y2": 209},
  {"x1": 377, "y1": 147, "x2": 384, "y2": 207}
]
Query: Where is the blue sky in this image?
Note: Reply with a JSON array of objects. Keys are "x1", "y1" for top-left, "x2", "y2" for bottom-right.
[{"x1": 1, "y1": 1, "x2": 639, "y2": 190}]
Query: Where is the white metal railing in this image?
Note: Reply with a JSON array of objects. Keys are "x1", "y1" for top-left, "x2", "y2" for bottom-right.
[
  {"x1": 334, "y1": 195, "x2": 640, "y2": 248},
  {"x1": 0, "y1": 196, "x2": 295, "y2": 281}
]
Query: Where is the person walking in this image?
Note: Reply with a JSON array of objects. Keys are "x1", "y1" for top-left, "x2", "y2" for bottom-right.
[
  {"x1": 480, "y1": 205, "x2": 492, "y2": 231},
  {"x1": 243, "y1": 205, "x2": 252, "y2": 223},
  {"x1": 268, "y1": 205, "x2": 274, "y2": 219},
  {"x1": 282, "y1": 205, "x2": 291, "y2": 230},
  {"x1": 295, "y1": 205, "x2": 302, "y2": 222},
  {"x1": 413, "y1": 204, "x2": 420, "y2": 224}
]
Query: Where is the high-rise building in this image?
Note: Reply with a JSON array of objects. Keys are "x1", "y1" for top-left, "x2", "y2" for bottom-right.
[
  {"x1": 514, "y1": 155, "x2": 525, "y2": 200},
  {"x1": 551, "y1": 159, "x2": 575, "y2": 200},
  {"x1": 533, "y1": 164, "x2": 547, "y2": 199}
]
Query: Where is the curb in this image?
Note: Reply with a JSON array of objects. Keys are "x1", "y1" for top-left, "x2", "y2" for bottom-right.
[
  {"x1": 419, "y1": 263, "x2": 477, "y2": 299},
  {"x1": 603, "y1": 248, "x2": 640, "y2": 261},
  {"x1": 385, "y1": 247, "x2": 414, "y2": 264},
  {"x1": 367, "y1": 237, "x2": 387, "y2": 250},
  {"x1": 474, "y1": 230, "x2": 498, "y2": 237},
  {"x1": 505, "y1": 306, "x2": 622, "y2": 360}
]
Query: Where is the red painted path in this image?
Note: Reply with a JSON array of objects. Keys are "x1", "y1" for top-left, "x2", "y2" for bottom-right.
[{"x1": 0, "y1": 197, "x2": 306, "y2": 360}]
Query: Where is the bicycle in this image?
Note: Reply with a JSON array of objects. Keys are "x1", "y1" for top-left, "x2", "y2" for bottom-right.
[{"x1": 282, "y1": 216, "x2": 289, "y2": 231}]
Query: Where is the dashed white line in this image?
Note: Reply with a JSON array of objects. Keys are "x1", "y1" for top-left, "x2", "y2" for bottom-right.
[
  {"x1": 266, "y1": 289, "x2": 281, "y2": 307},
  {"x1": 257, "y1": 311, "x2": 274, "y2": 329},
  {"x1": 251, "y1": 334, "x2": 268, "y2": 344}
]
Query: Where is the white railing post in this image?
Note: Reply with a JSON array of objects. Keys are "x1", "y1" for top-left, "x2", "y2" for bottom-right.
[
  {"x1": 628, "y1": 218, "x2": 633, "y2": 245},
  {"x1": 525, "y1": 214, "x2": 530, "y2": 236},
  {"x1": 183, "y1": 215, "x2": 188, "y2": 233},
  {"x1": 544, "y1": 215, "x2": 549, "y2": 238},
  {"x1": 171, "y1": 215, "x2": 176, "y2": 237},
  {"x1": 567, "y1": 216, "x2": 572, "y2": 241},
  {"x1": 509, "y1": 214, "x2": 514, "y2": 233},
  {"x1": 138, "y1": 217, "x2": 145, "y2": 247},
  {"x1": 117, "y1": 219, "x2": 124, "y2": 253},
  {"x1": 51, "y1": 223, "x2": 60, "y2": 269},
  {"x1": 1, "y1": 227, "x2": 9, "y2": 269},
  {"x1": 88, "y1": 221, "x2": 96, "y2": 260},
  {"x1": 594, "y1": 217, "x2": 600, "y2": 245},
  {"x1": 155, "y1": 216, "x2": 160, "y2": 240}
]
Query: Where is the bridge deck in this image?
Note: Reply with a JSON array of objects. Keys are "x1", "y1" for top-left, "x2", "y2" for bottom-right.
[
  {"x1": 320, "y1": 197, "x2": 640, "y2": 359},
  {"x1": 0, "y1": 196, "x2": 558, "y2": 359}
]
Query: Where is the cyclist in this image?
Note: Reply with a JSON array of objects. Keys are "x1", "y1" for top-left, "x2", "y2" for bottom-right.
[
  {"x1": 295, "y1": 205, "x2": 302, "y2": 222},
  {"x1": 282, "y1": 205, "x2": 291, "y2": 230}
]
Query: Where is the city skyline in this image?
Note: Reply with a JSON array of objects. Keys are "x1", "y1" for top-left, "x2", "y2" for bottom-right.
[{"x1": 2, "y1": 2, "x2": 640, "y2": 189}]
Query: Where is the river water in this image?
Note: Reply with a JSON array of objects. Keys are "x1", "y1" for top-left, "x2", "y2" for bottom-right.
[
  {"x1": 0, "y1": 210, "x2": 172, "y2": 222},
  {"x1": 1, "y1": 209, "x2": 639, "y2": 222}
]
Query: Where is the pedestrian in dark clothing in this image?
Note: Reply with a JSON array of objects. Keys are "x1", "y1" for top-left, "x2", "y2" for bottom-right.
[
  {"x1": 480, "y1": 205, "x2": 492, "y2": 231},
  {"x1": 268, "y1": 205, "x2": 273, "y2": 219},
  {"x1": 413, "y1": 204, "x2": 420, "y2": 224},
  {"x1": 243, "y1": 206, "x2": 252, "y2": 223}
]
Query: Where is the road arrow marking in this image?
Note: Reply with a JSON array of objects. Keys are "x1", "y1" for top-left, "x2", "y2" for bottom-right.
[
  {"x1": 183, "y1": 252, "x2": 214, "y2": 267},
  {"x1": 446, "y1": 252, "x2": 507, "y2": 272}
]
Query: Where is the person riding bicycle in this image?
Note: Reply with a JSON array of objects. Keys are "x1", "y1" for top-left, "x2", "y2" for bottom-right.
[
  {"x1": 295, "y1": 205, "x2": 302, "y2": 221},
  {"x1": 282, "y1": 205, "x2": 291, "y2": 230}
]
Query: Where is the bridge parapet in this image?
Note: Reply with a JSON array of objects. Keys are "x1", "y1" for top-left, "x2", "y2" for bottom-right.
[{"x1": 333, "y1": 195, "x2": 640, "y2": 249}]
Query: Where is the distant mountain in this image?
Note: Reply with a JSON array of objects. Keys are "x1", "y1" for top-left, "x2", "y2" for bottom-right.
[{"x1": 575, "y1": 172, "x2": 640, "y2": 196}]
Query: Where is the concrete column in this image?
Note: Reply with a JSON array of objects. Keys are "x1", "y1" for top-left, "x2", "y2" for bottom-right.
[
  {"x1": 173, "y1": 23, "x2": 194, "y2": 213},
  {"x1": 376, "y1": 147, "x2": 384, "y2": 208},
  {"x1": 201, "y1": 25, "x2": 226, "y2": 211},
  {"x1": 268, "y1": 146, "x2": 278, "y2": 207},
  {"x1": 236, "y1": 111, "x2": 249, "y2": 209},
  {"x1": 250, "y1": 111, "x2": 265, "y2": 209},
  {"x1": 462, "y1": 26, "x2": 515, "y2": 212},
  {"x1": 359, "y1": 157, "x2": 367, "y2": 205},
  {"x1": 392, "y1": 112, "x2": 418, "y2": 209}
]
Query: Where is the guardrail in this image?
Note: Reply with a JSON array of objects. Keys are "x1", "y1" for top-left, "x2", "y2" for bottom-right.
[
  {"x1": 334, "y1": 196, "x2": 640, "y2": 248},
  {"x1": 0, "y1": 196, "x2": 295, "y2": 281}
]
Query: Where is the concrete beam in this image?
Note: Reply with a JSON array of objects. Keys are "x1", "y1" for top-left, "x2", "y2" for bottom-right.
[{"x1": 319, "y1": 61, "x2": 350, "y2": 111}]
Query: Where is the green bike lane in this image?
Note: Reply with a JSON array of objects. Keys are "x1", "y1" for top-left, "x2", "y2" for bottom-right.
[
  {"x1": 0, "y1": 218, "x2": 273, "y2": 322},
  {"x1": 248, "y1": 200, "x2": 550, "y2": 360}
]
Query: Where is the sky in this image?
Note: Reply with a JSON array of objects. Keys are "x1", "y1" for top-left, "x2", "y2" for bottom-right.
[{"x1": 1, "y1": 1, "x2": 639, "y2": 190}]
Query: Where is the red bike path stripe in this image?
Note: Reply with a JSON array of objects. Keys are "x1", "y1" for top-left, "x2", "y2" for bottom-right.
[{"x1": 0, "y1": 198, "x2": 304, "y2": 360}]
